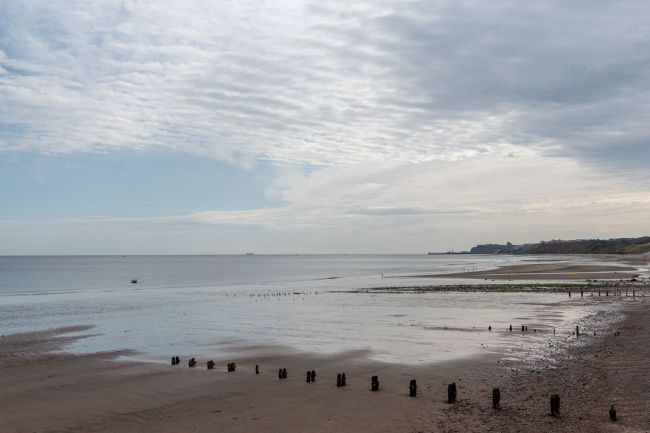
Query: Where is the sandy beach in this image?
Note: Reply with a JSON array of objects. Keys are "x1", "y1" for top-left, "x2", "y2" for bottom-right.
[
  {"x1": 2, "y1": 294, "x2": 649, "y2": 433},
  {"x1": 427, "y1": 261, "x2": 641, "y2": 281}
]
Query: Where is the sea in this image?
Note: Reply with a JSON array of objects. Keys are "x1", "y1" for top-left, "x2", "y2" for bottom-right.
[{"x1": 0, "y1": 254, "x2": 621, "y2": 364}]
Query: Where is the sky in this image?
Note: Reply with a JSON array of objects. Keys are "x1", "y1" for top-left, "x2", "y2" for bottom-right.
[{"x1": 1, "y1": 0, "x2": 649, "y2": 254}]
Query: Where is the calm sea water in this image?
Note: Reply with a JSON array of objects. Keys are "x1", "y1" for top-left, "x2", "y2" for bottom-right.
[{"x1": 0, "y1": 255, "x2": 613, "y2": 363}]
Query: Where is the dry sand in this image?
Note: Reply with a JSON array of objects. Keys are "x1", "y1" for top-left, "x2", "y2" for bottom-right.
[
  {"x1": 427, "y1": 262, "x2": 640, "y2": 281},
  {"x1": 2, "y1": 297, "x2": 650, "y2": 432}
]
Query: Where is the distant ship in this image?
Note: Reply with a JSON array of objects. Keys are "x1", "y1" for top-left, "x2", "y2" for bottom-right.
[{"x1": 245, "y1": 252, "x2": 254, "y2": 256}]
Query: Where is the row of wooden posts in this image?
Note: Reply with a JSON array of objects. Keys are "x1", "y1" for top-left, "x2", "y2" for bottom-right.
[
  {"x1": 499, "y1": 323, "x2": 591, "y2": 337},
  {"x1": 171, "y1": 356, "x2": 617, "y2": 421},
  {"x1": 569, "y1": 289, "x2": 639, "y2": 297}
]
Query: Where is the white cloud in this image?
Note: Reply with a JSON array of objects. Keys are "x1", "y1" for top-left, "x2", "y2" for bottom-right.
[{"x1": 1, "y1": 0, "x2": 649, "y2": 169}]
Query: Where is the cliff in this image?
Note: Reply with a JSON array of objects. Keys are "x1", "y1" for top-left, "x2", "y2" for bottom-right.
[{"x1": 469, "y1": 237, "x2": 650, "y2": 255}]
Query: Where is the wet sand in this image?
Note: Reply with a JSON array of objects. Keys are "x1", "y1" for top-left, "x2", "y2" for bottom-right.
[
  {"x1": 2, "y1": 297, "x2": 650, "y2": 432},
  {"x1": 443, "y1": 300, "x2": 650, "y2": 432},
  {"x1": 427, "y1": 262, "x2": 640, "y2": 281}
]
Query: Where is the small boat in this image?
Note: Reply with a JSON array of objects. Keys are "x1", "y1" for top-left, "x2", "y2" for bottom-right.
[
  {"x1": 245, "y1": 253, "x2": 254, "y2": 256},
  {"x1": 131, "y1": 279, "x2": 138, "y2": 284}
]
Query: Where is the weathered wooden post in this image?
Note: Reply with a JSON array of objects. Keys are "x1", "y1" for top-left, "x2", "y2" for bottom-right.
[
  {"x1": 606, "y1": 291, "x2": 609, "y2": 297},
  {"x1": 522, "y1": 325, "x2": 525, "y2": 332},
  {"x1": 633, "y1": 290, "x2": 635, "y2": 297},
  {"x1": 227, "y1": 362, "x2": 236, "y2": 372},
  {"x1": 409, "y1": 379, "x2": 417, "y2": 397},
  {"x1": 576, "y1": 325, "x2": 579, "y2": 338},
  {"x1": 255, "y1": 364, "x2": 259, "y2": 374},
  {"x1": 371, "y1": 375, "x2": 379, "y2": 391},
  {"x1": 581, "y1": 291, "x2": 583, "y2": 298},
  {"x1": 207, "y1": 360, "x2": 215, "y2": 370},
  {"x1": 609, "y1": 403, "x2": 617, "y2": 422},
  {"x1": 525, "y1": 326, "x2": 528, "y2": 332},
  {"x1": 306, "y1": 371, "x2": 311, "y2": 383},
  {"x1": 488, "y1": 325, "x2": 492, "y2": 331},
  {"x1": 171, "y1": 356, "x2": 177, "y2": 365},
  {"x1": 569, "y1": 291, "x2": 571, "y2": 298},
  {"x1": 341, "y1": 373, "x2": 346, "y2": 387},
  {"x1": 278, "y1": 368, "x2": 283, "y2": 379},
  {"x1": 175, "y1": 356, "x2": 180, "y2": 365},
  {"x1": 337, "y1": 373, "x2": 342, "y2": 387},
  {"x1": 188, "y1": 358, "x2": 196, "y2": 368},
  {"x1": 282, "y1": 368, "x2": 287, "y2": 379},
  {"x1": 509, "y1": 325, "x2": 512, "y2": 332},
  {"x1": 310, "y1": 370, "x2": 316, "y2": 382},
  {"x1": 448, "y1": 383, "x2": 457, "y2": 403},
  {"x1": 550, "y1": 393, "x2": 560, "y2": 417},
  {"x1": 492, "y1": 388, "x2": 500, "y2": 410}
]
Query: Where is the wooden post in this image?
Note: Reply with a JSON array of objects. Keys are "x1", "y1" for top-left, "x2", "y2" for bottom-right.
[
  {"x1": 175, "y1": 356, "x2": 180, "y2": 365},
  {"x1": 311, "y1": 370, "x2": 316, "y2": 382},
  {"x1": 521, "y1": 325, "x2": 525, "y2": 332},
  {"x1": 171, "y1": 356, "x2": 177, "y2": 365},
  {"x1": 188, "y1": 358, "x2": 196, "y2": 368},
  {"x1": 581, "y1": 291, "x2": 583, "y2": 298},
  {"x1": 207, "y1": 360, "x2": 214, "y2": 370},
  {"x1": 448, "y1": 383, "x2": 457, "y2": 403},
  {"x1": 550, "y1": 393, "x2": 560, "y2": 417},
  {"x1": 488, "y1": 325, "x2": 491, "y2": 331},
  {"x1": 606, "y1": 291, "x2": 609, "y2": 297},
  {"x1": 576, "y1": 325, "x2": 579, "y2": 338},
  {"x1": 337, "y1": 373, "x2": 342, "y2": 387},
  {"x1": 569, "y1": 291, "x2": 571, "y2": 298},
  {"x1": 306, "y1": 371, "x2": 311, "y2": 383},
  {"x1": 282, "y1": 368, "x2": 287, "y2": 379},
  {"x1": 409, "y1": 379, "x2": 417, "y2": 397},
  {"x1": 255, "y1": 364, "x2": 259, "y2": 374},
  {"x1": 342, "y1": 373, "x2": 346, "y2": 387},
  {"x1": 278, "y1": 368, "x2": 283, "y2": 380},
  {"x1": 509, "y1": 325, "x2": 512, "y2": 332},
  {"x1": 633, "y1": 290, "x2": 635, "y2": 297},
  {"x1": 610, "y1": 404, "x2": 617, "y2": 422},
  {"x1": 371, "y1": 376, "x2": 379, "y2": 391},
  {"x1": 492, "y1": 388, "x2": 500, "y2": 410}
]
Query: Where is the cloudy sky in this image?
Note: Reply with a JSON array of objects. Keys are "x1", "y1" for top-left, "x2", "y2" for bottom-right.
[{"x1": 1, "y1": 0, "x2": 649, "y2": 254}]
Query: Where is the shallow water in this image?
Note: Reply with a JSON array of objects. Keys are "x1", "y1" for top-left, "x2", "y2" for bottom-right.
[{"x1": 0, "y1": 254, "x2": 621, "y2": 363}]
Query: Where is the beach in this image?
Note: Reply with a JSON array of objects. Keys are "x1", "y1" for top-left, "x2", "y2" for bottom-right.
[
  {"x1": 425, "y1": 261, "x2": 641, "y2": 281},
  {"x1": 2, "y1": 293, "x2": 649, "y2": 432},
  {"x1": 2, "y1": 254, "x2": 650, "y2": 432}
]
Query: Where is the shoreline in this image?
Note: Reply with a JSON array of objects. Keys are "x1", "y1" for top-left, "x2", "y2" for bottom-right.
[
  {"x1": 2, "y1": 294, "x2": 648, "y2": 432},
  {"x1": 344, "y1": 281, "x2": 650, "y2": 293},
  {"x1": 406, "y1": 262, "x2": 643, "y2": 281}
]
